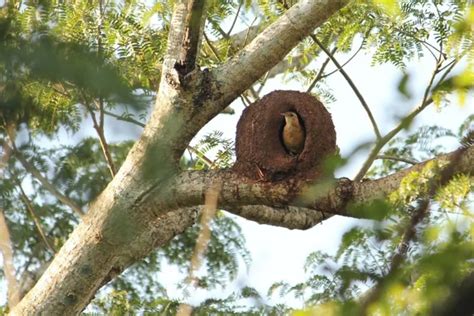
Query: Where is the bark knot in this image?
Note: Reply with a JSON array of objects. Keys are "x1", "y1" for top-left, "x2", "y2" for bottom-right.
[{"x1": 336, "y1": 177, "x2": 354, "y2": 202}]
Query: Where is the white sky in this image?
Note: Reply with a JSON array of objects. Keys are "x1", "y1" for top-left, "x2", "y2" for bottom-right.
[
  {"x1": 2, "y1": 2, "x2": 473, "y2": 310},
  {"x1": 43, "y1": 29, "x2": 474, "y2": 311},
  {"x1": 180, "y1": 45, "x2": 472, "y2": 306}
]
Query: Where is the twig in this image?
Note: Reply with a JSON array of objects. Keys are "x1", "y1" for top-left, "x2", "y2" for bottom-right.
[
  {"x1": 203, "y1": 31, "x2": 222, "y2": 62},
  {"x1": 204, "y1": 31, "x2": 259, "y2": 102},
  {"x1": 103, "y1": 109, "x2": 146, "y2": 127},
  {"x1": 207, "y1": 17, "x2": 227, "y2": 38},
  {"x1": 83, "y1": 99, "x2": 116, "y2": 178},
  {"x1": 306, "y1": 47, "x2": 337, "y2": 93},
  {"x1": 16, "y1": 180, "x2": 56, "y2": 254},
  {"x1": 359, "y1": 144, "x2": 466, "y2": 314},
  {"x1": 319, "y1": 40, "x2": 365, "y2": 80},
  {"x1": 256, "y1": 71, "x2": 271, "y2": 95},
  {"x1": 96, "y1": 0, "x2": 115, "y2": 177},
  {"x1": 4, "y1": 137, "x2": 84, "y2": 218},
  {"x1": 187, "y1": 145, "x2": 214, "y2": 167},
  {"x1": 375, "y1": 155, "x2": 419, "y2": 165},
  {"x1": 226, "y1": 0, "x2": 242, "y2": 37},
  {"x1": 311, "y1": 35, "x2": 382, "y2": 140},
  {"x1": 0, "y1": 210, "x2": 20, "y2": 308},
  {"x1": 177, "y1": 182, "x2": 222, "y2": 316},
  {"x1": 353, "y1": 56, "x2": 459, "y2": 182}
]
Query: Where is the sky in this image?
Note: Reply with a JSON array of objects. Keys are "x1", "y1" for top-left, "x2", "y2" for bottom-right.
[
  {"x1": 2, "y1": 1, "x2": 473, "y2": 310},
  {"x1": 55, "y1": 11, "x2": 474, "y2": 309},
  {"x1": 179, "y1": 43, "x2": 473, "y2": 306}
]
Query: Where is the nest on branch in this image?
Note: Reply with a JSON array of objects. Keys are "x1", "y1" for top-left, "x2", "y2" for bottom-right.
[{"x1": 233, "y1": 90, "x2": 337, "y2": 182}]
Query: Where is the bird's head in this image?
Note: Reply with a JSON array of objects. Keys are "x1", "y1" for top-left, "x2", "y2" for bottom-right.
[{"x1": 280, "y1": 111, "x2": 300, "y2": 125}]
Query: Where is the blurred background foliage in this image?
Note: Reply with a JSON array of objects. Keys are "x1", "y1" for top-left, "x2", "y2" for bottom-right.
[{"x1": 0, "y1": 0, "x2": 473, "y2": 314}]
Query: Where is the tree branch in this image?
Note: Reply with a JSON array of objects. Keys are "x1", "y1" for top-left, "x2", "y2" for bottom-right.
[
  {"x1": 6, "y1": 144, "x2": 84, "y2": 218},
  {"x1": 157, "y1": 146, "x2": 474, "y2": 225},
  {"x1": 86, "y1": 102, "x2": 116, "y2": 177},
  {"x1": 176, "y1": 0, "x2": 207, "y2": 75},
  {"x1": 353, "y1": 56, "x2": 459, "y2": 182},
  {"x1": 211, "y1": 0, "x2": 350, "y2": 114},
  {"x1": 227, "y1": 205, "x2": 327, "y2": 230},
  {"x1": 359, "y1": 142, "x2": 467, "y2": 314},
  {"x1": 307, "y1": 46, "x2": 337, "y2": 93},
  {"x1": 310, "y1": 35, "x2": 381, "y2": 140},
  {"x1": 226, "y1": 1, "x2": 242, "y2": 37},
  {"x1": 0, "y1": 210, "x2": 20, "y2": 308},
  {"x1": 375, "y1": 154, "x2": 418, "y2": 165},
  {"x1": 16, "y1": 181, "x2": 56, "y2": 254}
]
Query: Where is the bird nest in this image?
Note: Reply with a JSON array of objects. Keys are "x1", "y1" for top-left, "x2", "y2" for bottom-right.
[{"x1": 233, "y1": 90, "x2": 337, "y2": 182}]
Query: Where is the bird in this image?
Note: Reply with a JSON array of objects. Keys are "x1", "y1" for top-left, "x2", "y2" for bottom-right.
[{"x1": 281, "y1": 111, "x2": 305, "y2": 155}]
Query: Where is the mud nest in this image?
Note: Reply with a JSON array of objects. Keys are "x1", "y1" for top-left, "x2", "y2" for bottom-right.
[{"x1": 233, "y1": 90, "x2": 337, "y2": 182}]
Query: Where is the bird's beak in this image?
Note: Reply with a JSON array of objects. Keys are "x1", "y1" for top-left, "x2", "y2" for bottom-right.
[{"x1": 280, "y1": 113, "x2": 285, "y2": 116}]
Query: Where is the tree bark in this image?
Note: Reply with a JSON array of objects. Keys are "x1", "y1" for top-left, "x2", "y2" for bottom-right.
[{"x1": 14, "y1": 0, "x2": 472, "y2": 314}]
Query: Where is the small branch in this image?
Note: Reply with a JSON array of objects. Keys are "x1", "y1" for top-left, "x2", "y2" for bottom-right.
[
  {"x1": 256, "y1": 71, "x2": 271, "y2": 95},
  {"x1": 375, "y1": 155, "x2": 419, "y2": 165},
  {"x1": 204, "y1": 31, "x2": 259, "y2": 102},
  {"x1": 86, "y1": 100, "x2": 116, "y2": 177},
  {"x1": 0, "y1": 210, "x2": 20, "y2": 308},
  {"x1": 359, "y1": 143, "x2": 466, "y2": 314},
  {"x1": 177, "y1": 182, "x2": 221, "y2": 316},
  {"x1": 187, "y1": 145, "x2": 214, "y2": 167},
  {"x1": 203, "y1": 31, "x2": 222, "y2": 62},
  {"x1": 103, "y1": 110, "x2": 145, "y2": 127},
  {"x1": 16, "y1": 181, "x2": 56, "y2": 254},
  {"x1": 4, "y1": 142, "x2": 84, "y2": 218},
  {"x1": 228, "y1": 205, "x2": 328, "y2": 230},
  {"x1": 213, "y1": 0, "x2": 351, "y2": 116},
  {"x1": 226, "y1": 0, "x2": 242, "y2": 37},
  {"x1": 319, "y1": 39, "x2": 365, "y2": 80},
  {"x1": 165, "y1": 145, "x2": 474, "y2": 227},
  {"x1": 353, "y1": 56, "x2": 459, "y2": 182},
  {"x1": 306, "y1": 46, "x2": 337, "y2": 93},
  {"x1": 311, "y1": 35, "x2": 382, "y2": 140},
  {"x1": 177, "y1": 0, "x2": 207, "y2": 75}
]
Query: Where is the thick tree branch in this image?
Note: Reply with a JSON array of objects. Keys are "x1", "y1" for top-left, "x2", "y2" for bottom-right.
[
  {"x1": 227, "y1": 205, "x2": 327, "y2": 230},
  {"x1": 0, "y1": 210, "x2": 20, "y2": 308},
  {"x1": 162, "y1": 146, "x2": 474, "y2": 225},
  {"x1": 176, "y1": 0, "x2": 207, "y2": 75}
]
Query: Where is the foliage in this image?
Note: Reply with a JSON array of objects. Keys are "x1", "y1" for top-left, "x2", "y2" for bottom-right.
[{"x1": 0, "y1": 0, "x2": 472, "y2": 314}]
